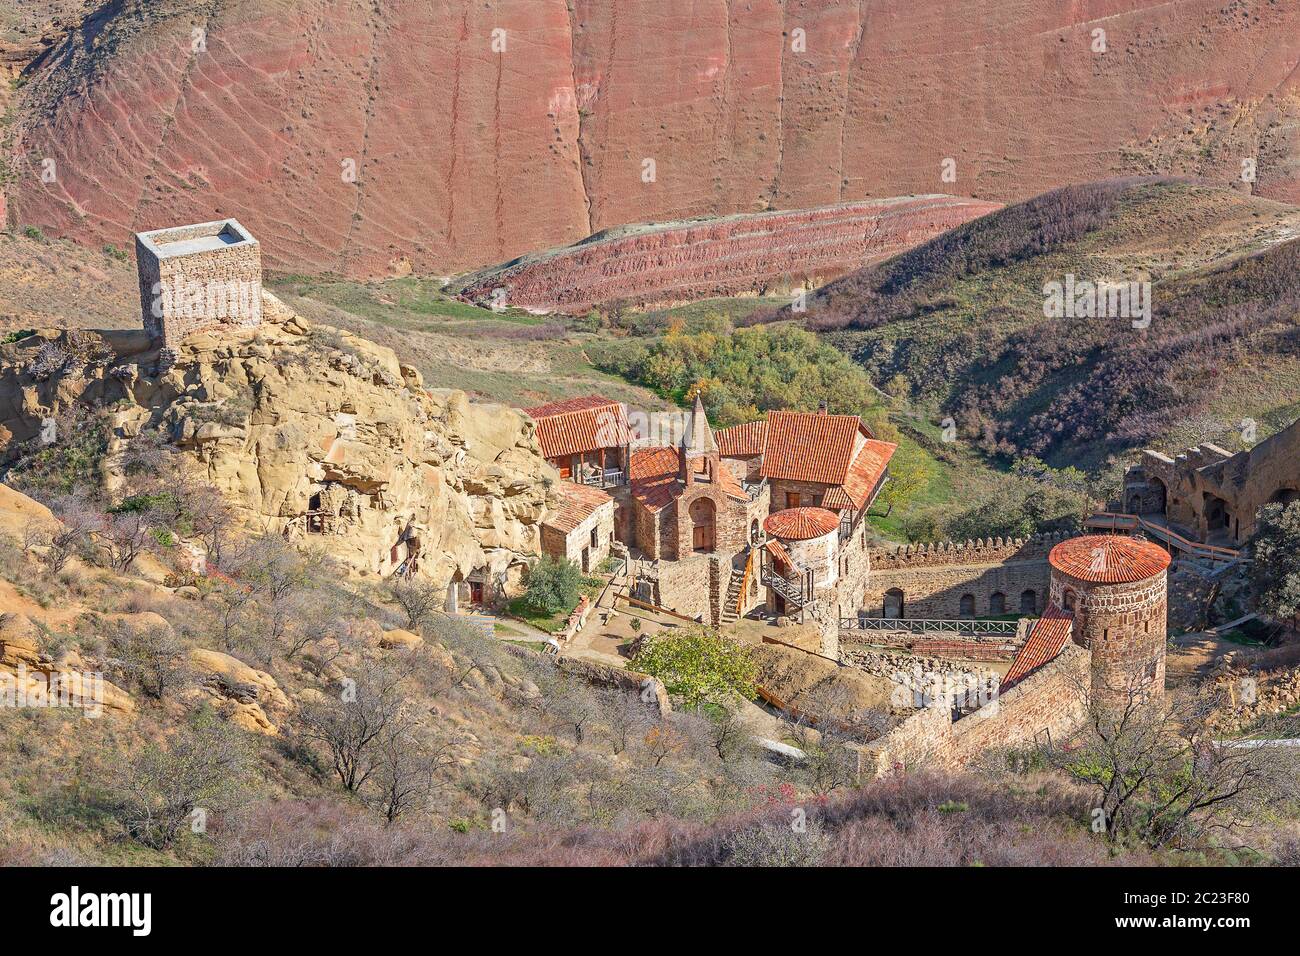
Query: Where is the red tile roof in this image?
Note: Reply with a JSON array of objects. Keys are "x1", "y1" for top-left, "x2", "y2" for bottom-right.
[
  {"x1": 1049, "y1": 534, "x2": 1171, "y2": 584},
  {"x1": 524, "y1": 395, "x2": 630, "y2": 461},
  {"x1": 822, "y1": 439, "x2": 897, "y2": 511},
  {"x1": 759, "y1": 410, "x2": 874, "y2": 485},
  {"x1": 628, "y1": 446, "x2": 747, "y2": 514},
  {"x1": 763, "y1": 507, "x2": 840, "y2": 541},
  {"x1": 1002, "y1": 606, "x2": 1074, "y2": 688},
  {"x1": 543, "y1": 482, "x2": 614, "y2": 535},
  {"x1": 717, "y1": 420, "x2": 768, "y2": 458},
  {"x1": 763, "y1": 539, "x2": 793, "y2": 571}
]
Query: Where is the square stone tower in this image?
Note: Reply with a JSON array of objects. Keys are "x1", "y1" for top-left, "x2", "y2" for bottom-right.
[{"x1": 135, "y1": 219, "x2": 262, "y2": 348}]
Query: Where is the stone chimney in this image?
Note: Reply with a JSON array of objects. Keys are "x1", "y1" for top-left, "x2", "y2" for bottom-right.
[{"x1": 817, "y1": 399, "x2": 829, "y2": 414}]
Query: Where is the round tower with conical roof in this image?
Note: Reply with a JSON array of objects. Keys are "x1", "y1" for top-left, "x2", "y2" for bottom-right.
[{"x1": 1048, "y1": 534, "x2": 1171, "y2": 711}]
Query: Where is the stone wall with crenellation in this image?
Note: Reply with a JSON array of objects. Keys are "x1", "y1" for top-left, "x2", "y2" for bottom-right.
[{"x1": 861, "y1": 533, "x2": 1069, "y2": 620}]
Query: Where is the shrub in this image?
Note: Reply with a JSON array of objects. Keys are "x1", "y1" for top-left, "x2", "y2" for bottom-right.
[
  {"x1": 109, "y1": 711, "x2": 249, "y2": 849},
  {"x1": 522, "y1": 557, "x2": 582, "y2": 616},
  {"x1": 629, "y1": 626, "x2": 757, "y2": 708},
  {"x1": 1248, "y1": 501, "x2": 1300, "y2": 626}
]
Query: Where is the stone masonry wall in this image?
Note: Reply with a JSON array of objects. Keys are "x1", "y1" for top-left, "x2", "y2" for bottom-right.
[
  {"x1": 1052, "y1": 570, "x2": 1168, "y2": 711},
  {"x1": 862, "y1": 533, "x2": 1068, "y2": 619},
  {"x1": 855, "y1": 644, "x2": 1090, "y2": 777},
  {"x1": 649, "y1": 552, "x2": 714, "y2": 622},
  {"x1": 138, "y1": 226, "x2": 263, "y2": 348},
  {"x1": 540, "y1": 499, "x2": 616, "y2": 572}
]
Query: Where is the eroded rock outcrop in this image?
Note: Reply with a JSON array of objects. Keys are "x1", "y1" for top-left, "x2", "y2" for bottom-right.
[
  {"x1": 0, "y1": 296, "x2": 558, "y2": 596},
  {"x1": 451, "y1": 196, "x2": 1002, "y2": 313}
]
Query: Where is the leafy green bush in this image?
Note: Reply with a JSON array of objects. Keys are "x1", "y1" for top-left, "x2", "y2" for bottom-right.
[
  {"x1": 629, "y1": 626, "x2": 757, "y2": 707},
  {"x1": 1249, "y1": 501, "x2": 1300, "y2": 625},
  {"x1": 594, "y1": 314, "x2": 894, "y2": 434},
  {"x1": 522, "y1": 557, "x2": 583, "y2": 615}
]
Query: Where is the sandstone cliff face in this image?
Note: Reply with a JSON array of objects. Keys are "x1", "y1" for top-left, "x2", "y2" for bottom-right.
[
  {"x1": 452, "y1": 195, "x2": 1002, "y2": 312},
  {"x1": 5, "y1": 0, "x2": 1298, "y2": 277},
  {"x1": 0, "y1": 296, "x2": 557, "y2": 595}
]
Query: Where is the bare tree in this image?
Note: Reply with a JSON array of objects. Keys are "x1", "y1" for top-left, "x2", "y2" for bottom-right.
[
  {"x1": 298, "y1": 658, "x2": 416, "y2": 792},
  {"x1": 109, "y1": 620, "x2": 191, "y2": 700},
  {"x1": 785, "y1": 684, "x2": 870, "y2": 796},
  {"x1": 111, "y1": 715, "x2": 248, "y2": 849},
  {"x1": 641, "y1": 721, "x2": 689, "y2": 768},
  {"x1": 386, "y1": 576, "x2": 443, "y2": 631},
  {"x1": 101, "y1": 505, "x2": 160, "y2": 572},
  {"x1": 597, "y1": 687, "x2": 652, "y2": 756},
  {"x1": 367, "y1": 723, "x2": 458, "y2": 825},
  {"x1": 44, "y1": 492, "x2": 105, "y2": 574},
  {"x1": 1050, "y1": 668, "x2": 1296, "y2": 849},
  {"x1": 180, "y1": 481, "x2": 237, "y2": 566},
  {"x1": 538, "y1": 672, "x2": 603, "y2": 746},
  {"x1": 705, "y1": 697, "x2": 750, "y2": 763},
  {"x1": 208, "y1": 575, "x2": 257, "y2": 654}
]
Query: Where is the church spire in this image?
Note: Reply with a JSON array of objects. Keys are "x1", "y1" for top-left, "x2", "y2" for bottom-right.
[{"x1": 682, "y1": 393, "x2": 717, "y2": 458}]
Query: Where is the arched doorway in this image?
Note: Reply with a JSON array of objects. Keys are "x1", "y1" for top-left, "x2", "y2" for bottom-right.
[
  {"x1": 989, "y1": 592, "x2": 1006, "y2": 616},
  {"x1": 959, "y1": 594, "x2": 976, "y2": 618},
  {"x1": 1149, "y1": 477, "x2": 1167, "y2": 515},
  {"x1": 1020, "y1": 589, "x2": 1037, "y2": 614},
  {"x1": 689, "y1": 497, "x2": 716, "y2": 553},
  {"x1": 1203, "y1": 493, "x2": 1230, "y2": 534},
  {"x1": 883, "y1": 588, "x2": 905, "y2": 619}
]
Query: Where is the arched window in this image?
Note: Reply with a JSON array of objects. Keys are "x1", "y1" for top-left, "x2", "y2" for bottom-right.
[
  {"x1": 989, "y1": 592, "x2": 1006, "y2": 616},
  {"x1": 1063, "y1": 589, "x2": 1076, "y2": 611},
  {"x1": 959, "y1": 594, "x2": 975, "y2": 618},
  {"x1": 1020, "y1": 589, "x2": 1036, "y2": 614},
  {"x1": 883, "y1": 588, "x2": 904, "y2": 620}
]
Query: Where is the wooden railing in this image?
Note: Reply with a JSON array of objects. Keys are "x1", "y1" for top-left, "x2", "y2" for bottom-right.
[
  {"x1": 735, "y1": 548, "x2": 755, "y2": 617},
  {"x1": 762, "y1": 566, "x2": 815, "y2": 609},
  {"x1": 1085, "y1": 512, "x2": 1242, "y2": 564}
]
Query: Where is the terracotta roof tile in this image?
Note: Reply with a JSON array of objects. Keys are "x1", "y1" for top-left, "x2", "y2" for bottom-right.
[
  {"x1": 543, "y1": 482, "x2": 614, "y2": 535},
  {"x1": 628, "y1": 446, "x2": 747, "y2": 514},
  {"x1": 823, "y1": 439, "x2": 897, "y2": 511},
  {"x1": 763, "y1": 539, "x2": 793, "y2": 570},
  {"x1": 763, "y1": 507, "x2": 840, "y2": 540},
  {"x1": 759, "y1": 410, "x2": 873, "y2": 485},
  {"x1": 1002, "y1": 606, "x2": 1074, "y2": 688},
  {"x1": 717, "y1": 420, "x2": 768, "y2": 458},
  {"x1": 1049, "y1": 534, "x2": 1171, "y2": 584},
  {"x1": 523, "y1": 395, "x2": 630, "y2": 460}
]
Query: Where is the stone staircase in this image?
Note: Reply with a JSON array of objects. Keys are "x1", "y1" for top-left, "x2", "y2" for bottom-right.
[{"x1": 721, "y1": 561, "x2": 747, "y2": 625}]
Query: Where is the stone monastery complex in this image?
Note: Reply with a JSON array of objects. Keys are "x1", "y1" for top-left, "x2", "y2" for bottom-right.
[{"x1": 120, "y1": 220, "x2": 1293, "y2": 774}]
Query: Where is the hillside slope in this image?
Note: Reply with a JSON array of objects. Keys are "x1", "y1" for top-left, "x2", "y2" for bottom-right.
[
  {"x1": 781, "y1": 178, "x2": 1300, "y2": 472},
  {"x1": 4, "y1": 0, "x2": 1299, "y2": 276},
  {"x1": 450, "y1": 195, "x2": 1002, "y2": 313}
]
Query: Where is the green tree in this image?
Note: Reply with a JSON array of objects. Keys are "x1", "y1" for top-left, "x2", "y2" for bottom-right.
[
  {"x1": 1249, "y1": 502, "x2": 1300, "y2": 627},
  {"x1": 876, "y1": 451, "x2": 927, "y2": 517},
  {"x1": 629, "y1": 626, "x2": 757, "y2": 708},
  {"x1": 523, "y1": 557, "x2": 583, "y2": 615}
]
